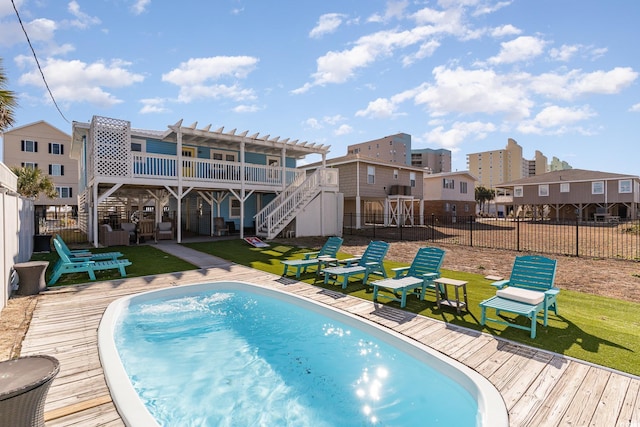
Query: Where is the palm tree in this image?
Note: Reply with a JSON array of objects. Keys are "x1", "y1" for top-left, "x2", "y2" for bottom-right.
[
  {"x1": 0, "y1": 58, "x2": 18, "y2": 131},
  {"x1": 10, "y1": 166, "x2": 58, "y2": 199},
  {"x1": 474, "y1": 185, "x2": 496, "y2": 215}
]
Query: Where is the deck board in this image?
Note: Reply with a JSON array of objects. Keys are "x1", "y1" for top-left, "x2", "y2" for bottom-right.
[{"x1": 15, "y1": 264, "x2": 639, "y2": 426}]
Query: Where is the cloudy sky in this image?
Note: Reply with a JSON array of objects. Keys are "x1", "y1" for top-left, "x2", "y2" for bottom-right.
[{"x1": 1, "y1": 0, "x2": 639, "y2": 174}]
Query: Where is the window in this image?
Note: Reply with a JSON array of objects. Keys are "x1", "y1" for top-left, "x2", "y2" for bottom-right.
[
  {"x1": 619, "y1": 179, "x2": 632, "y2": 193},
  {"x1": 514, "y1": 186, "x2": 523, "y2": 197},
  {"x1": 131, "y1": 138, "x2": 145, "y2": 152},
  {"x1": 229, "y1": 198, "x2": 241, "y2": 218},
  {"x1": 55, "y1": 187, "x2": 73, "y2": 198},
  {"x1": 444, "y1": 203, "x2": 450, "y2": 212},
  {"x1": 49, "y1": 164, "x2": 64, "y2": 176},
  {"x1": 367, "y1": 166, "x2": 375, "y2": 184},
  {"x1": 393, "y1": 169, "x2": 398, "y2": 180},
  {"x1": 464, "y1": 204, "x2": 469, "y2": 212},
  {"x1": 592, "y1": 181, "x2": 604, "y2": 195},
  {"x1": 22, "y1": 162, "x2": 37, "y2": 169},
  {"x1": 410, "y1": 172, "x2": 416, "y2": 187},
  {"x1": 21, "y1": 140, "x2": 37, "y2": 152},
  {"x1": 212, "y1": 150, "x2": 237, "y2": 162},
  {"x1": 460, "y1": 182, "x2": 468, "y2": 194},
  {"x1": 538, "y1": 184, "x2": 549, "y2": 196},
  {"x1": 48, "y1": 143, "x2": 64, "y2": 155},
  {"x1": 560, "y1": 183, "x2": 570, "y2": 193},
  {"x1": 443, "y1": 178, "x2": 454, "y2": 189}
]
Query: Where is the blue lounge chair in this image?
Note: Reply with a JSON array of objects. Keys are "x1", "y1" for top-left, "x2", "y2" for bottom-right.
[
  {"x1": 281, "y1": 236, "x2": 343, "y2": 278},
  {"x1": 322, "y1": 241, "x2": 389, "y2": 289},
  {"x1": 479, "y1": 255, "x2": 559, "y2": 338},
  {"x1": 54, "y1": 235, "x2": 123, "y2": 261},
  {"x1": 49, "y1": 239, "x2": 132, "y2": 285},
  {"x1": 372, "y1": 247, "x2": 445, "y2": 307}
]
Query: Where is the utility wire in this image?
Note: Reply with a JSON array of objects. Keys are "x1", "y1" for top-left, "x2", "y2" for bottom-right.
[{"x1": 11, "y1": 0, "x2": 70, "y2": 123}]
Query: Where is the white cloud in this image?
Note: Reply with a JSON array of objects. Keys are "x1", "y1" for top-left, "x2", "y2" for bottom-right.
[
  {"x1": 304, "y1": 118, "x2": 323, "y2": 129},
  {"x1": 630, "y1": 103, "x2": 640, "y2": 113},
  {"x1": 414, "y1": 66, "x2": 533, "y2": 120},
  {"x1": 17, "y1": 57, "x2": 145, "y2": 107},
  {"x1": 490, "y1": 24, "x2": 521, "y2": 38},
  {"x1": 67, "y1": 1, "x2": 101, "y2": 29},
  {"x1": 356, "y1": 97, "x2": 398, "y2": 119},
  {"x1": 424, "y1": 121, "x2": 497, "y2": 150},
  {"x1": 531, "y1": 67, "x2": 638, "y2": 100},
  {"x1": 309, "y1": 13, "x2": 346, "y2": 39},
  {"x1": 517, "y1": 105, "x2": 596, "y2": 134},
  {"x1": 233, "y1": 104, "x2": 260, "y2": 113},
  {"x1": 0, "y1": 18, "x2": 57, "y2": 47},
  {"x1": 334, "y1": 124, "x2": 353, "y2": 136},
  {"x1": 549, "y1": 44, "x2": 580, "y2": 62},
  {"x1": 367, "y1": 0, "x2": 409, "y2": 23},
  {"x1": 131, "y1": 0, "x2": 151, "y2": 15},
  {"x1": 0, "y1": 0, "x2": 23, "y2": 18},
  {"x1": 140, "y1": 98, "x2": 169, "y2": 114},
  {"x1": 163, "y1": 56, "x2": 258, "y2": 85},
  {"x1": 488, "y1": 36, "x2": 546, "y2": 64}
]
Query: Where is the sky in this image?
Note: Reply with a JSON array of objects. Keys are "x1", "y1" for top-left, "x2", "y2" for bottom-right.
[{"x1": 1, "y1": 0, "x2": 639, "y2": 175}]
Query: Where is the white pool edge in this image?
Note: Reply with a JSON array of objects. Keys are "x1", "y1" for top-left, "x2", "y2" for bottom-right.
[{"x1": 98, "y1": 281, "x2": 509, "y2": 427}]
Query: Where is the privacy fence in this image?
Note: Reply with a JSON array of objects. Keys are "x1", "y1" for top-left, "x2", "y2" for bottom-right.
[{"x1": 343, "y1": 213, "x2": 640, "y2": 261}]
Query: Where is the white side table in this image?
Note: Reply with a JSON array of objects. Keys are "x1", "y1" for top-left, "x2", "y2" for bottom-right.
[{"x1": 433, "y1": 277, "x2": 469, "y2": 314}]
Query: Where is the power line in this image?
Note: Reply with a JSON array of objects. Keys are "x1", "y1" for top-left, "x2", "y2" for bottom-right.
[{"x1": 11, "y1": 0, "x2": 70, "y2": 124}]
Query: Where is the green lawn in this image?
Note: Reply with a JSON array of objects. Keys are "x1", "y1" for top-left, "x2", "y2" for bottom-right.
[
  {"x1": 184, "y1": 239, "x2": 640, "y2": 377},
  {"x1": 31, "y1": 245, "x2": 198, "y2": 287}
]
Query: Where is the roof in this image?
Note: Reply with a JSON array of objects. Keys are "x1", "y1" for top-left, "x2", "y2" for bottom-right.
[
  {"x1": 1, "y1": 120, "x2": 70, "y2": 137},
  {"x1": 303, "y1": 153, "x2": 427, "y2": 172},
  {"x1": 498, "y1": 169, "x2": 640, "y2": 188},
  {"x1": 423, "y1": 170, "x2": 478, "y2": 181}
]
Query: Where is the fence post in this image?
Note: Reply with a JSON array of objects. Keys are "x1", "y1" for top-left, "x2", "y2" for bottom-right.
[
  {"x1": 469, "y1": 215, "x2": 473, "y2": 247},
  {"x1": 575, "y1": 217, "x2": 579, "y2": 257},
  {"x1": 516, "y1": 216, "x2": 520, "y2": 252},
  {"x1": 431, "y1": 214, "x2": 435, "y2": 241}
]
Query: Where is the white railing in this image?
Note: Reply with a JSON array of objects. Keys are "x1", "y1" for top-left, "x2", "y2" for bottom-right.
[
  {"x1": 130, "y1": 153, "x2": 303, "y2": 186},
  {"x1": 255, "y1": 168, "x2": 339, "y2": 238},
  {"x1": 0, "y1": 162, "x2": 17, "y2": 192}
]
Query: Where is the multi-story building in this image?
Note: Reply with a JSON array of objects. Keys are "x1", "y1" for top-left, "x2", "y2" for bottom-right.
[
  {"x1": 423, "y1": 171, "x2": 477, "y2": 217},
  {"x1": 410, "y1": 148, "x2": 451, "y2": 173},
  {"x1": 2, "y1": 121, "x2": 77, "y2": 218},
  {"x1": 467, "y1": 138, "x2": 524, "y2": 189},
  {"x1": 347, "y1": 133, "x2": 411, "y2": 165},
  {"x1": 524, "y1": 150, "x2": 548, "y2": 178},
  {"x1": 549, "y1": 156, "x2": 573, "y2": 171}
]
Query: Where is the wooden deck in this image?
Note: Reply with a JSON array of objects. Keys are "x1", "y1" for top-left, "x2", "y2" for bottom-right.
[{"x1": 20, "y1": 264, "x2": 640, "y2": 426}]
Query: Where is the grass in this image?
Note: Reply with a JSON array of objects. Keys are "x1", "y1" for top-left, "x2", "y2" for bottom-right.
[
  {"x1": 183, "y1": 239, "x2": 640, "y2": 377},
  {"x1": 31, "y1": 245, "x2": 198, "y2": 287}
]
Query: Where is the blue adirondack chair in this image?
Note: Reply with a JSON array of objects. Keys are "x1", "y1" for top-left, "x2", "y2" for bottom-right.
[
  {"x1": 49, "y1": 239, "x2": 132, "y2": 285},
  {"x1": 479, "y1": 255, "x2": 559, "y2": 338},
  {"x1": 322, "y1": 241, "x2": 389, "y2": 289},
  {"x1": 281, "y1": 236, "x2": 344, "y2": 278},
  {"x1": 54, "y1": 235, "x2": 123, "y2": 261},
  {"x1": 372, "y1": 247, "x2": 445, "y2": 307}
]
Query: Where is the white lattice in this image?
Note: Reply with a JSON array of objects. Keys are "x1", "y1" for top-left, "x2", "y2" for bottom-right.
[{"x1": 91, "y1": 116, "x2": 132, "y2": 177}]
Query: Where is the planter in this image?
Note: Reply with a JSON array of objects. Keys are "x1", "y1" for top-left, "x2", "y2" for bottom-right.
[{"x1": 33, "y1": 234, "x2": 52, "y2": 252}]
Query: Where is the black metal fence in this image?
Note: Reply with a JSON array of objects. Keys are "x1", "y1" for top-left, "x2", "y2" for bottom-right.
[{"x1": 343, "y1": 213, "x2": 640, "y2": 261}]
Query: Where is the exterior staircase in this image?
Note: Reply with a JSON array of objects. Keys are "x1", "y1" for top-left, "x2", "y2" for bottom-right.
[{"x1": 255, "y1": 168, "x2": 338, "y2": 239}]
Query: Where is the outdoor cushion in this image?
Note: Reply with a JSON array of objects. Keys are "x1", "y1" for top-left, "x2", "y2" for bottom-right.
[
  {"x1": 496, "y1": 287, "x2": 544, "y2": 305},
  {"x1": 104, "y1": 224, "x2": 113, "y2": 232},
  {"x1": 158, "y1": 222, "x2": 171, "y2": 231}
]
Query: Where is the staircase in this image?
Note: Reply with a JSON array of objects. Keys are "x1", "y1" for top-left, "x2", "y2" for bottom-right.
[{"x1": 255, "y1": 168, "x2": 337, "y2": 239}]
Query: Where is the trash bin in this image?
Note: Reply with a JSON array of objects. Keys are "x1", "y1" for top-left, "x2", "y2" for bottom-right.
[
  {"x1": 14, "y1": 261, "x2": 50, "y2": 295},
  {"x1": 33, "y1": 235, "x2": 52, "y2": 252},
  {"x1": 0, "y1": 355, "x2": 60, "y2": 427}
]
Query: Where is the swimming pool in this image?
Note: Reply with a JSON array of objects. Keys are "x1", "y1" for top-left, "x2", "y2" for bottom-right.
[{"x1": 99, "y1": 281, "x2": 508, "y2": 426}]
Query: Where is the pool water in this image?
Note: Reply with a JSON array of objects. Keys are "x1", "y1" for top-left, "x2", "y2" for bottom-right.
[{"x1": 103, "y1": 282, "x2": 507, "y2": 426}]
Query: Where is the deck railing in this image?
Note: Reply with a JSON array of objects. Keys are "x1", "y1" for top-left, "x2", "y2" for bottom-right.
[{"x1": 130, "y1": 153, "x2": 302, "y2": 186}]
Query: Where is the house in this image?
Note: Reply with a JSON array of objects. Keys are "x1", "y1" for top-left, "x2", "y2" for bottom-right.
[
  {"x1": 497, "y1": 169, "x2": 640, "y2": 221},
  {"x1": 304, "y1": 154, "x2": 424, "y2": 229},
  {"x1": 423, "y1": 171, "x2": 477, "y2": 218},
  {"x1": 71, "y1": 116, "x2": 341, "y2": 245},
  {"x1": 2, "y1": 121, "x2": 78, "y2": 222}
]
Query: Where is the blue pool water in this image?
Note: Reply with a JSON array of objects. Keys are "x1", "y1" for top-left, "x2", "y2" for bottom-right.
[{"x1": 102, "y1": 282, "x2": 507, "y2": 426}]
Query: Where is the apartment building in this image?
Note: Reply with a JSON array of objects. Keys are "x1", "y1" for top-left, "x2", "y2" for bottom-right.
[
  {"x1": 467, "y1": 138, "x2": 524, "y2": 189},
  {"x1": 347, "y1": 133, "x2": 411, "y2": 165},
  {"x1": 410, "y1": 148, "x2": 451, "y2": 173},
  {"x1": 2, "y1": 121, "x2": 77, "y2": 217}
]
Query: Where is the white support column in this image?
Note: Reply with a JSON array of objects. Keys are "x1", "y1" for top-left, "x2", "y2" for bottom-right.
[
  {"x1": 92, "y1": 184, "x2": 99, "y2": 247},
  {"x1": 176, "y1": 127, "x2": 183, "y2": 243},
  {"x1": 356, "y1": 161, "x2": 361, "y2": 229}
]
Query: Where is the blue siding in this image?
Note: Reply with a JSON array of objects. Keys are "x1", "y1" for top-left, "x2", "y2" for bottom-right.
[{"x1": 146, "y1": 139, "x2": 176, "y2": 155}]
